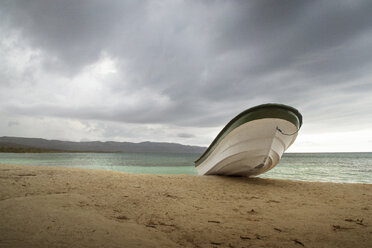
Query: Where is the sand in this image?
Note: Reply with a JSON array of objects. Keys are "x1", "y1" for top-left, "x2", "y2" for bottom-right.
[{"x1": 0, "y1": 164, "x2": 371, "y2": 248}]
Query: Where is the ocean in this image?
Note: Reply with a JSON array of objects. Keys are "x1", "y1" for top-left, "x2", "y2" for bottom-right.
[{"x1": 0, "y1": 152, "x2": 371, "y2": 184}]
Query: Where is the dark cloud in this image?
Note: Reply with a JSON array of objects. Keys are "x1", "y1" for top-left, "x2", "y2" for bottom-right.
[
  {"x1": 1, "y1": 0, "x2": 140, "y2": 74},
  {"x1": 1, "y1": 0, "x2": 372, "y2": 149}
]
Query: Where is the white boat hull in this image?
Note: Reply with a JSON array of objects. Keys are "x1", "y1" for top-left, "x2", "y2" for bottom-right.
[{"x1": 196, "y1": 118, "x2": 298, "y2": 177}]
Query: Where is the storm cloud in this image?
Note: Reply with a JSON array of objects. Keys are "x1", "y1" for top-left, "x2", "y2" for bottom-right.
[{"x1": 1, "y1": 0, "x2": 372, "y2": 151}]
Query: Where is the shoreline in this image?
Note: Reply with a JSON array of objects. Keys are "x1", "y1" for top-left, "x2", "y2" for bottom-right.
[
  {"x1": 1, "y1": 163, "x2": 371, "y2": 247},
  {"x1": 2, "y1": 162, "x2": 371, "y2": 185}
]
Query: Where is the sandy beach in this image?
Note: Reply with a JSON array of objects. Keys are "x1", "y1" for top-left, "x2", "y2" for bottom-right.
[{"x1": 0, "y1": 164, "x2": 371, "y2": 248}]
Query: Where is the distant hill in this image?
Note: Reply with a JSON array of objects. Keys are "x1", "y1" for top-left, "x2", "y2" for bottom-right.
[
  {"x1": 0, "y1": 142, "x2": 63, "y2": 153},
  {"x1": 0, "y1": 136, "x2": 206, "y2": 154}
]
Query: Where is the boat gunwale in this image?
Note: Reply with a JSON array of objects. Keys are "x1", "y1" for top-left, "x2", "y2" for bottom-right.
[{"x1": 195, "y1": 103, "x2": 302, "y2": 167}]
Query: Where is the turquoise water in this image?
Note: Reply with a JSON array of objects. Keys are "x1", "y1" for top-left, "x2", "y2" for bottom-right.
[
  {"x1": 0, "y1": 152, "x2": 198, "y2": 175},
  {"x1": 0, "y1": 152, "x2": 371, "y2": 184},
  {"x1": 262, "y1": 153, "x2": 372, "y2": 184}
]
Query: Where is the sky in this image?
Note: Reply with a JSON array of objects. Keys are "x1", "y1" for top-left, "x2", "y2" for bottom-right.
[{"x1": 1, "y1": 0, "x2": 372, "y2": 152}]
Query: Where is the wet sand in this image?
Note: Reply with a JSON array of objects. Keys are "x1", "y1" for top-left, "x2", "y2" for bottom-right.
[{"x1": 0, "y1": 163, "x2": 371, "y2": 248}]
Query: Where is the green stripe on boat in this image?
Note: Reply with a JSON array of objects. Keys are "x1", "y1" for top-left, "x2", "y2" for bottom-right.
[{"x1": 195, "y1": 103, "x2": 302, "y2": 167}]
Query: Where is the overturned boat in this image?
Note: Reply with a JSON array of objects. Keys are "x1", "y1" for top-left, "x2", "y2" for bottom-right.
[{"x1": 195, "y1": 103, "x2": 302, "y2": 177}]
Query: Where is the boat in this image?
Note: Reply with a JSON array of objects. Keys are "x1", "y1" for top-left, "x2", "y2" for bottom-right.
[{"x1": 195, "y1": 103, "x2": 302, "y2": 177}]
